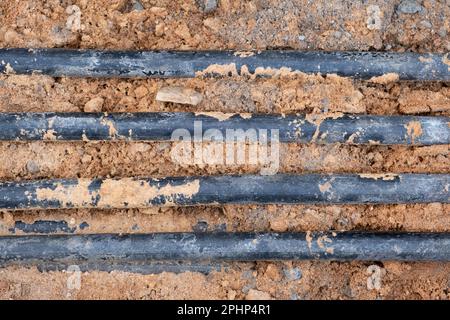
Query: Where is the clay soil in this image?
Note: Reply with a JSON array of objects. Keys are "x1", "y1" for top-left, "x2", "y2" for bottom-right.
[{"x1": 0, "y1": 0, "x2": 449, "y2": 299}]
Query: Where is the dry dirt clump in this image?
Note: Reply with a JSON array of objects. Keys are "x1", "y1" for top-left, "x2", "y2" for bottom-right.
[
  {"x1": 156, "y1": 86, "x2": 203, "y2": 105},
  {"x1": 0, "y1": 0, "x2": 449, "y2": 300}
]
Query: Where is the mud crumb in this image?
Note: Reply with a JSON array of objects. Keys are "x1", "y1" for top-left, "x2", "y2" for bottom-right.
[
  {"x1": 4, "y1": 63, "x2": 15, "y2": 74},
  {"x1": 42, "y1": 130, "x2": 57, "y2": 140},
  {"x1": 246, "y1": 289, "x2": 272, "y2": 300},
  {"x1": 196, "y1": 64, "x2": 238, "y2": 77},
  {"x1": 359, "y1": 173, "x2": 399, "y2": 181},
  {"x1": 442, "y1": 54, "x2": 450, "y2": 71},
  {"x1": 234, "y1": 51, "x2": 255, "y2": 58},
  {"x1": 369, "y1": 73, "x2": 399, "y2": 84},
  {"x1": 319, "y1": 181, "x2": 332, "y2": 193},
  {"x1": 194, "y1": 112, "x2": 235, "y2": 121},
  {"x1": 419, "y1": 56, "x2": 433, "y2": 63},
  {"x1": 66, "y1": 5, "x2": 82, "y2": 32},
  {"x1": 405, "y1": 121, "x2": 423, "y2": 143},
  {"x1": 84, "y1": 97, "x2": 104, "y2": 112}
]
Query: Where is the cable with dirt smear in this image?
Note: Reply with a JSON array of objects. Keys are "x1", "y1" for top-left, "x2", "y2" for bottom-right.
[
  {"x1": 1, "y1": 112, "x2": 449, "y2": 145},
  {"x1": 1, "y1": 49, "x2": 449, "y2": 80},
  {"x1": 0, "y1": 174, "x2": 448, "y2": 210}
]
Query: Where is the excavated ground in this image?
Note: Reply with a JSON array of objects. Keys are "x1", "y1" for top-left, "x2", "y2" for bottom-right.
[{"x1": 0, "y1": 0, "x2": 449, "y2": 299}]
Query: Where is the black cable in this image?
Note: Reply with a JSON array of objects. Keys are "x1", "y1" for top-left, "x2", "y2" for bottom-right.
[
  {"x1": 0, "y1": 174, "x2": 448, "y2": 210},
  {"x1": 1, "y1": 232, "x2": 450, "y2": 263},
  {"x1": 1, "y1": 49, "x2": 449, "y2": 80},
  {"x1": 1, "y1": 112, "x2": 449, "y2": 145}
]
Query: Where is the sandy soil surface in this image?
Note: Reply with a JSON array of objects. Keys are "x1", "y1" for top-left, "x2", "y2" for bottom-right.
[{"x1": 0, "y1": 0, "x2": 449, "y2": 300}]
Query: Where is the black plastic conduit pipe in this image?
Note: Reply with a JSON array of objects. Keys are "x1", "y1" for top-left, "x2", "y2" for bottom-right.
[
  {"x1": 1, "y1": 112, "x2": 449, "y2": 145},
  {"x1": 1, "y1": 49, "x2": 449, "y2": 80},
  {"x1": 2, "y1": 232, "x2": 450, "y2": 263},
  {"x1": 0, "y1": 174, "x2": 448, "y2": 210}
]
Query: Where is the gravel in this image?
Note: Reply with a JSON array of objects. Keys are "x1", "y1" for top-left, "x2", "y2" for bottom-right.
[{"x1": 397, "y1": 0, "x2": 424, "y2": 14}]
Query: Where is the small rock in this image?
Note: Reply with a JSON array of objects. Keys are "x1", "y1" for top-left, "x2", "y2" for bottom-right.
[
  {"x1": 26, "y1": 160, "x2": 40, "y2": 174},
  {"x1": 246, "y1": 289, "x2": 272, "y2": 300},
  {"x1": 193, "y1": 220, "x2": 208, "y2": 233},
  {"x1": 333, "y1": 31, "x2": 342, "y2": 38},
  {"x1": 419, "y1": 20, "x2": 432, "y2": 29},
  {"x1": 290, "y1": 292, "x2": 299, "y2": 300},
  {"x1": 337, "y1": 217, "x2": 349, "y2": 227},
  {"x1": 438, "y1": 27, "x2": 447, "y2": 37},
  {"x1": 241, "y1": 284, "x2": 255, "y2": 293},
  {"x1": 197, "y1": 0, "x2": 218, "y2": 13},
  {"x1": 79, "y1": 222, "x2": 89, "y2": 230},
  {"x1": 214, "y1": 223, "x2": 227, "y2": 232},
  {"x1": 50, "y1": 25, "x2": 78, "y2": 46},
  {"x1": 397, "y1": 0, "x2": 424, "y2": 14},
  {"x1": 156, "y1": 86, "x2": 203, "y2": 105},
  {"x1": 120, "y1": 0, "x2": 145, "y2": 13},
  {"x1": 204, "y1": 0, "x2": 218, "y2": 12},
  {"x1": 84, "y1": 97, "x2": 104, "y2": 112},
  {"x1": 241, "y1": 270, "x2": 255, "y2": 280},
  {"x1": 298, "y1": 35, "x2": 306, "y2": 41},
  {"x1": 283, "y1": 267, "x2": 302, "y2": 281},
  {"x1": 132, "y1": 0, "x2": 144, "y2": 11}
]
